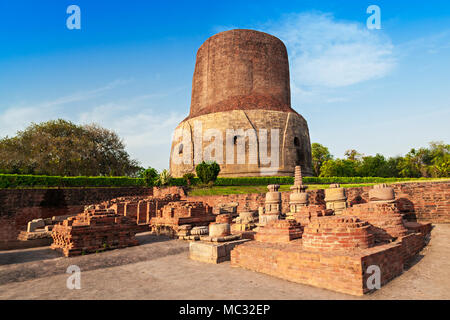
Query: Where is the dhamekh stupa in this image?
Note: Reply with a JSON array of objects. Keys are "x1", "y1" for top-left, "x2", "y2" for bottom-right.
[{"x1": 170, "y1": 29, "x2": 313, "y2": 177}]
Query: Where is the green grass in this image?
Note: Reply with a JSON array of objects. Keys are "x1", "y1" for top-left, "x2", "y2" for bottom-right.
[{"x1": 187, "y1": 178, "x2": 449, "y2": 196}]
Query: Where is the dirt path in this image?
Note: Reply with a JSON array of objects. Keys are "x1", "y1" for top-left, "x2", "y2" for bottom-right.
[{"x1": 0, "y1": 225, "x2": 449, "y2": 300}]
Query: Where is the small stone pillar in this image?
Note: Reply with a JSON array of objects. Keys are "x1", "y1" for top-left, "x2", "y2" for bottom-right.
[
  {"x1": 260, "y1": 184, "x2": 281, "y2": 226},
  {"x1": 287, "y1": 166, "x2": 309, "y2": 220},
  {"x1": 209, "y1": 223, "x2": 231, "y2": 237},
  {"x1": 324, "y1": 184, "x2": 347, "y2": 215},
  {"x1": 232, "y1": 210, "x2": 257, "y2": 232},
  {"x1": 369, "y1": 183, "x2": 395, "y2": 203}
]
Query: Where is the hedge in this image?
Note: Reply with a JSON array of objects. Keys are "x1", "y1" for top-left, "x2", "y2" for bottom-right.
[
  {"x1": 0, "y1": 174, "x2": 145, "y2": 188},
  {"x1": 211, "y1": 176, "x2": 427, "y2": 186},
  {"x1": 0, "y1": 173, "x2": 436, "y2": 189}
]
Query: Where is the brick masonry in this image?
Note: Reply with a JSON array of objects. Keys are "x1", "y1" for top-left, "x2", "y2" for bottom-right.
[
  {"x1": 0, "y1": 187, "x2": 152, "y2": 242},
  {"x1": 0, "y1": 181, "x2": 448, "y2": 243},
  {"x1": 187, "y1": 181, "x2": 450, "y2": 224},
  {"x1": 231, "y1": 227, "x2": 429, "y2": 296}
]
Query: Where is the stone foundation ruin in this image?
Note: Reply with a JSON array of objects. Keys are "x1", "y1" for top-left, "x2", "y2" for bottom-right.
[
  {"x1": 7, "y1": 165, "x2": 435, "y2": 296},
  {"x1": 230, "y1": 171, "x2": 432, "y2": 295},
  {"x1": 51, "y1": 208, "x2": 139, "y2": 257}
]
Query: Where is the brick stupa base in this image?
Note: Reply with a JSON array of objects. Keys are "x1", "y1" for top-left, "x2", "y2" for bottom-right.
[
  {"x1": 231, "y1": 217, "x2": 431, "y2": 296},
  {"x1": 254, "y1": 219, "x2": 302, "y2": 243},
  {"x1": 51, "y1": 208, "x2": 139, "y2": 257}
]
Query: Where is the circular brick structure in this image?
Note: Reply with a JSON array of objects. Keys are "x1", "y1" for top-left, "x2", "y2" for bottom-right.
[
  {"x1": 369, "y1": 183, "x2": 395, "y2": 202},
  {"x1": 209, "y1": 223, "x2": 231, "y2": 237},
  {"x1": 215, "y1": 214, "x2": 233, "y2": 224},
  {"x1": 302, "y1": 216, "x2": 374, "y2": 252},
  {"x1": 170, "y1": 29, "x2": 313, "y2": 177}
]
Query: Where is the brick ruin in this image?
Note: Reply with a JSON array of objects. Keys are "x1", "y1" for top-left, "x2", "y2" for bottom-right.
[
  {"x1": 230, "y1": 172, "x2": 433, "y2": 295},
  {"x1": 51, "y1": 208, "x2": 139, "y2": 257},
  {"x1": 1, "y1": 170, "x2": 444, "y2": 295},
  {"x1": 150, "y1": 201, "x2": 216, "y2": 236}
]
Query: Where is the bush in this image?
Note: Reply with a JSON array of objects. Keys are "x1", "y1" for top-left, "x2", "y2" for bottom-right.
[
  {"x1": 195, "y1": 161, "x2": 221, "y2": 184},
  {"x1": 182, "y1": 173, "x2": 196, "y2": 186},
  {"x1": 0, "y1": 173, "x2": 439, "y2": 189},
  {"x1": 139, "y1": 167, "x2": 159, "y2": 187},
  {"x1": 156, "y1": 169, "x2": 172, "y2": 186},
  {"x1": 0, "y1": 174, "x2": 145, "y2": 188}
]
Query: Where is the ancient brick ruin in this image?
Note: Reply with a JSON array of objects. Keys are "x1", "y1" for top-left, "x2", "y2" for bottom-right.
[
  {"x1": 150, "y1": 201, "x2": 216, "y2": 236},
  {"x1": 51, "y1": 208, "x2": 139, "y2": 257},
  {"x1": 230, "y1": 172, "x2": 433, "y2": 295},
  {"x1": 1, "y1": 165, "x2": 443, "y2": 296}
]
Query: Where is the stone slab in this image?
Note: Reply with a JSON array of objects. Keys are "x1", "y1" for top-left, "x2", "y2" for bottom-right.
[{"x1": 189, "y1": 239, "x2": 250, "y2": 264}]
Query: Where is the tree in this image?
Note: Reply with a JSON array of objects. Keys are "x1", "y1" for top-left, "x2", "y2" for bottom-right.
[
  {"x1": 319, "y1": 159, "x2": 358, "y2": 177},
  {"x1": 311, "y1": 143, "x2": 332, "y2": 177},
  {"x1": 155, "y1": 169, "x2": 172, "y2": 186},
  {"x1": 0, "y1": 119, "x2": 141, "y2": 176},
  {"x1": 182, "y1": 173, "x2": 196, "y2": 186},
  {"x1": 195, "y1": 161, "x2": 221, "y2": 184},
  {"x1": 357, "y1": 154, "x2": 389, "y2": 177},
  {"x1": 344, "y1": 149, "x2": 363, "y2": 161},
  {"x1": 428, "y1": 141, "x2": 450, "y2": 177},
  {"x1": 139, "y1": 167, "x2": 159, "y2": 186}
]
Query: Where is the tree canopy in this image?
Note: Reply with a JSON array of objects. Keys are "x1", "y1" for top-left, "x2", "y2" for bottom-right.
[
  {"x1": 315, "y1": 141, "x2": 449, "y2": 178},
  {"x1": 0, "y1": 119, "x2": 142, "y2": 177},
  {"x1": 311, "y1": 143, "x2": 333, "y2": 177}
]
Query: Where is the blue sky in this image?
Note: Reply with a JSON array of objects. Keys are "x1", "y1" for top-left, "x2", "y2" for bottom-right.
[{"x1": 1, "y1": 0, "x2": 449, "y2": 170}]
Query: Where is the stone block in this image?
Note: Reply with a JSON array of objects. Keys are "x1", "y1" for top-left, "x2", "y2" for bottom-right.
[
  {"x1": 27, "y1": 219, "x2": 45, "y2": 232},
  {"x1": 189, "y1": 239, "x2": 250, "y2": 264}
]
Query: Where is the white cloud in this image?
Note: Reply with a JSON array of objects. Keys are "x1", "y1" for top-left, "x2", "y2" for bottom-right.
[
  {"x1": 0, "y1": 79, "x2": 131, "y2": 138},
  {"x1": 78, "y1": 103, "x2": 184, "y2": 170},
  {"x1": 0, "y1": 78, "x2": 186, "y2": 170},
  {"x1": 265, "y1": 13, "x2": 396, "y2": 88}
]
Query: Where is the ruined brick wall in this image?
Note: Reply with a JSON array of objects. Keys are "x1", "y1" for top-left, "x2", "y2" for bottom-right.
[
  {"x1": 0, "y1": 187, "x2": 152, "y2": 242},
  {"x1": 230, "y1": 240, "x2": 404, "y2": 296},
  {"x1": 186, "y1": 189, "x2": 325, "y2": 214},
  {"x1": 344, "y1": 181, "x2": 449, "y2": 223},
  {"x1": 186, "y1": 181, "x2": 449, "y2": 223}
]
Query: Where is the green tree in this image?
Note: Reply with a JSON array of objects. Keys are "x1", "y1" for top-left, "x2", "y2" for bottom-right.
[
  {"x1": 139, "y1": 167, "x2": 159, "y2": 186},
  {"x1": 182, "y1": 172, "x2": 196, "y2": 186},
  {"x1": 155, "y1": 169, "x2": 172, "y2": 186},
  {"x1": 319, "y1": 159, "x2": 358, "y2": 177},
  {"x1": 427, "y1": 141, "x2": 450, "y2": 177},
  {"x1": 195, "y1": 161, "x2": 221, "y2": 184},
  {"x1": 357, "y1": 154, "x2": 391, "y2": 177},
  {"x1": 0, "y1": 119, "x2": 141, "y2": 176},
  {"x1": 344, "y1": 149, "x2": 363, "y2": 161},
  {"x1": 311, "y1": 143, "x2": 333, "y2": 177}
]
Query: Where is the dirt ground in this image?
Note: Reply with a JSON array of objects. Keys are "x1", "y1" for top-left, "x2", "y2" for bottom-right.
[{"x1": 0, "y1": 225, "x2": 449, "y2": 300}]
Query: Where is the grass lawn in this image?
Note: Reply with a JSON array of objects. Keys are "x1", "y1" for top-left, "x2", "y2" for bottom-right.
[
  {"x1": 188, "y1": 183, "x2": 378, "y2": 196},
  {"x1": 187, "y1": 178, "x2": 449, "y2": 196}
]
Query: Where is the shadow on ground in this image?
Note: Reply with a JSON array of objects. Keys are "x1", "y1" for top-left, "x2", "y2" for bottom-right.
[{"x1": 0, "y1": 232, "x2": 188, "y2": 286}]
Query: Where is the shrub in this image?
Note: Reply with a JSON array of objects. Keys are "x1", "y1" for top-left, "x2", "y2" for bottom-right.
[
  {"x1": 195, "y1": 161, "x2": 221, "y2": 184},
  {"x1": 0, "y1": 174, "x2": 145, "y2": 188},
  {"x1": 156, "y1": 169, "x2": 172, "y2": 186},
  {"x1": 140, "y1": 167, "x2": 159, "y2": 187},
  {"x1": 182, "y1": 173, "x2": 196, "y2": 186}
]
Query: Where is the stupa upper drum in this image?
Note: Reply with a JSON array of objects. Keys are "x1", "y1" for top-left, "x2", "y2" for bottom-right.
[{"x1": 170, "y1": 29, "x2": 313, "y2": 177}]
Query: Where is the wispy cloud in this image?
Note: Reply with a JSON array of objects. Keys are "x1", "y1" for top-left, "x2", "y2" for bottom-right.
[
  {"x1": 398, "y1": 29, "x2": 450, "y2": 55},
  {"x1": 0, "y1": 79, "x2": 132, "y2": 137},
  {"x1": 78, "y1": 102, "x2": 184, "y2": 169},
  {"x1": 212, "y1": 12, "x2": 396, "y2": 106},
  {"x1": 265, "y1": 12, "x2": 396, "y2": 88}
]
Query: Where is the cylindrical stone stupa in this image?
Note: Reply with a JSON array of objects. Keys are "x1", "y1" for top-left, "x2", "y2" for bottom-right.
[{"x1": 170, "y1": 29, "x2": 313, "y2": 177}]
